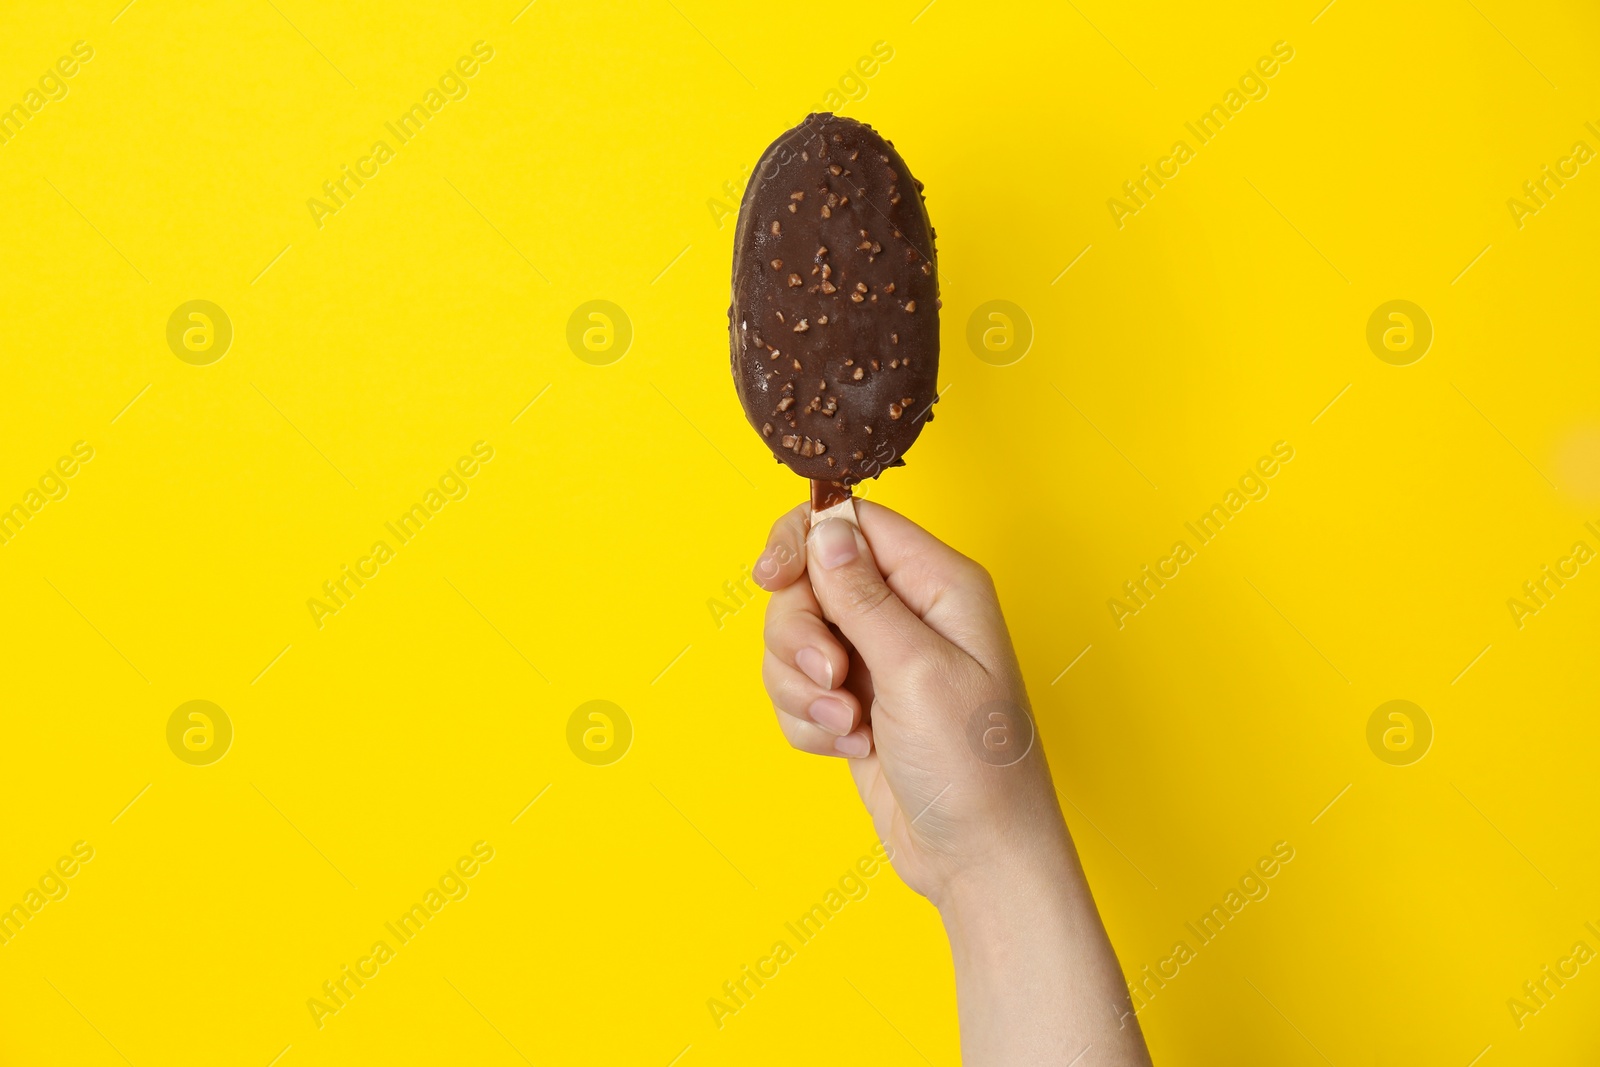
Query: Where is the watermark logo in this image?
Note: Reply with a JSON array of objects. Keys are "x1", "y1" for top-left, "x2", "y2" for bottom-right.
[
  {"x1": 167, "y1": 700, "x2": 233, "y2": 766},
  {"x1": 306, "y1": 841, "x2": 495, "y2": 1030},
  {"x1": 307, "y1": 42, "x2": 495, "y2": 230},
  {"x1": 1506, "y1": 523, "x2": 1598, "y2": 629},
  {"x1": 167, "y1": 300, "x2": 233, "y2": 365},
  {"x1": 307, "y1": 442, "x2": 495, "y2": 630},
  {"x1": 1366, "y1": 700, "x2": 1431, "y2": 766},
  {"x1": 706, "y1": 840, "x2": 892, "y2": 1029},
  {"x1": 0, "y1": 841, "x2": 95, "y2": 948},
  {"x1": 1123, "y1": 840, "x2": 1295, "y2": 1021},
  {"x1": 1110, "y1": 442, "x2": 1295, "y2": 628},
  {"x1": 1366, "y1": 300, "x2": 1431, "y2": 366},
  {"x1": 1107, "y1": 41, "x2": 1295, "y2": 229},
  {"x1": 1507, "y1": 124, "x2": 1598, "y2": 230},
  {"x1": 566, "y1": 300, "x2": 632, "y2": 365},
  {"x1": 964, "y1": 699, "x2": 1035, "y2": 767},
  {"x1": 0, "y1": 441, "x2": 94, "y2": 549},
  {"x1": 966, "y1": 300, "x2": 1033, "y2": 367},
  {"x1": 0, "y1": 41, "x2": 94, "y2": 150},
  {"x1": 567, "y1": 700, "x2": 632, "y2": 765},
  {"x1": 1507, "y1": 922, "x2": 1600, "y2": 1031},
  {"x1": 704, "y1": 41, "x2": 895, "y2": 230}
]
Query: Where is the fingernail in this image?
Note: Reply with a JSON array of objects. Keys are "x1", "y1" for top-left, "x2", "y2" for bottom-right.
[
  {"x1": 795, "y1": 647, "x2": 834, "y2": 689},
  {"x1": 810, "y1": 519, "x2": 859, "y2": 570},
  {"x1": 834, "y1": 731, "x2": 871, "y2": 758},
  {"x1": 808, "y1": 696, "x2": 853, "y2": 736}
]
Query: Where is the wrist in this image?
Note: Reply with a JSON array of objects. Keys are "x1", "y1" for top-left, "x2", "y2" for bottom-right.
[
  {"x1": 934, "y1": 824, "x2": 1153, "y2": 1066},
  {"x1": 935, "y1": 822, "x2": 1081, "y2": 953}
]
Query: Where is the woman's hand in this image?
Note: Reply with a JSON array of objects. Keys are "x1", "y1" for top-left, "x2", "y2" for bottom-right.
[
  {"x1": 754, "y1": 497, "x2": 1063, "y2": 906},
  {"x1": 755, "y1": 498, "x2": 1153, "y2": 1066}
]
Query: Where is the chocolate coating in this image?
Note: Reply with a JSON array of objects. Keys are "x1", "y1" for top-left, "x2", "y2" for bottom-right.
[{"x1": 729, "y1": 113, "x2": 939, "y2": 486}]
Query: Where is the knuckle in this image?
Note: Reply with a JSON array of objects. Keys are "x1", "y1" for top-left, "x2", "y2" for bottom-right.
[
  {"x1": 760, "y1": 651, "x2": 787, "y2": 693},
  {"x1": 761, "y1": 657, "x2": 814, "y2": 720},
  {"x1": 900, "y1": 647, "x2": 962, "y2": 696},
  {"x1": 760, "y1": 610, "x2": 787, "y2": 648},
  {"x1": 762, "y1": 606, "x2": 815, "y2": 651},
  {"x1": 755, "y1": 537, "x2": 801, "y2": 584},
  {"x1": 776, "y1": 712, "x2": 818, "y2": 753},
  {"x1": 841, "y1": 572, "x2": 893, "y2": 617},
  {"x1": 956, "y1": 554, "x2": 995, "y2": 591}
]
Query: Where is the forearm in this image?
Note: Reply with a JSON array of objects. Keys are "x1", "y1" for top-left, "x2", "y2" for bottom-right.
[{"x1": 938, "y1": 826, "x2": 1152, "y2": 1066}]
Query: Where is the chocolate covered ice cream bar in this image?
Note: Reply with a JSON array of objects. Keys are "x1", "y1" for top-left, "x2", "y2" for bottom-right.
[{"x1": 729, "y1": 113, "x2": 939, "y2": 509}]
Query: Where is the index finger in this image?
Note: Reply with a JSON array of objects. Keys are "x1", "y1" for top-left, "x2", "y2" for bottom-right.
[{"x1": 753, "y1": 501, "x2": 809, "y2": 591}]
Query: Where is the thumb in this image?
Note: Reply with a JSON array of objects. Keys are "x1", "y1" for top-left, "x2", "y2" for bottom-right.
[{"x1": 807, "y1": 517, "x2": 943, "y2": 679}]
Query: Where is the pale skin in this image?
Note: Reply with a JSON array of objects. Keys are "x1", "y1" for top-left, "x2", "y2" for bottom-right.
[{"x1": 755, "y1": 498, "x2": 1153, "y2": 1066}]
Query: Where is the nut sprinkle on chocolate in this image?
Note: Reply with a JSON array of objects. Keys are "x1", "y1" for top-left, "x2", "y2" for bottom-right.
[{"x1": 729, "y1": 113, "x2": 939, "y2": 486}]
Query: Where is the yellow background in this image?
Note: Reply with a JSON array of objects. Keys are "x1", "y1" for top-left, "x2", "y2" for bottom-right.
[{"x1": 3, "y1": 0, "x2": 1599, "y2": 1063}]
